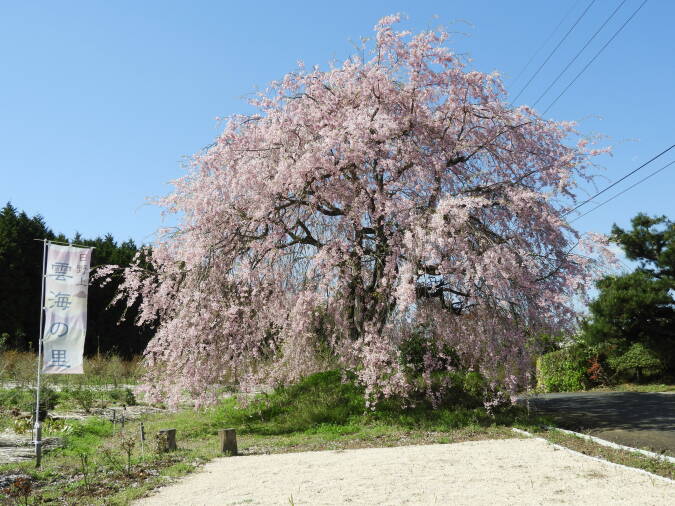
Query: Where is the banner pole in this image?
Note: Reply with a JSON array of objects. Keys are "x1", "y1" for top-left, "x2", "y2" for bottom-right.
[{"x1": 34, "y1": 239, "x2": 48, "y2": 468}]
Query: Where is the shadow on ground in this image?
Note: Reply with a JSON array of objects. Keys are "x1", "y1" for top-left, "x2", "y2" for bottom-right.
[{"x1": 518, "y1": 392, "x2": 675, "y2": 454}]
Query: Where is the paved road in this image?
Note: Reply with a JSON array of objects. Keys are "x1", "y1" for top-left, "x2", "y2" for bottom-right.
[{"x1": 519, "y1": 391, "x2": 675, "y2": 454}]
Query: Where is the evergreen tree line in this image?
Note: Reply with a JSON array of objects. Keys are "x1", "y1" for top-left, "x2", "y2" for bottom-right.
[{"x1": 0, "y1": 202, "x2": 153, "y2": 357}]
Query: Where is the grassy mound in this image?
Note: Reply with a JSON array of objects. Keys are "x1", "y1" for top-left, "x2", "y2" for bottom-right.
[{"x1": 183, "y1": 370, "x2": 535, "y2": 437}]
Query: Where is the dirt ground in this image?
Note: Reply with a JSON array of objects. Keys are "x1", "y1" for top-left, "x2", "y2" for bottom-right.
[{"x1": 134, "y1": 437, "x2": 675, "y2": 505}]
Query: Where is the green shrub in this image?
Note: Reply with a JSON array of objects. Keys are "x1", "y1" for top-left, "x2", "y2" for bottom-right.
[
  {"x1": 63, "y1": 386, "x2": 96, "y2": 413},
  {"x1": 38, "y1": 386, "x2": 59, "y2": 412},
  {"x1": 43, "y1": 417, "x2": 74, "y2": 435},
  {"x1": 206, "y1": 369, "x2": 519, "y2": 438},
  {"x1": 607, "y1": 342, "x2": 663, "y2": 382},
  {"x1": 109, "y1": 387, "x2": 136, "y2": 406},
  {"x1": 103, "y1": 354, "x2": 127, "y2": 387},
  {"x1": 462, "y1": 371, "x2": 486, "y2": 400},
  {"x1": 536, "y1": 346, "x2": 589, "y2": 392},
  {"x1": 83, "y1": 354, "x2": 108, "y2": 383},
  {"x1": 0, "y1": 387, "x2": 33, "y2": 410},
  {"x1": 406, "y1": 370, "x2": 487, "y2": 409},
  {"x1": 398, "y1": 328, "x2": 459, "y2": 375},
  {"x1": 397, "y1": 328, "x2": 487, "y2": 408},
  {"x1": 0, "y1": 386, "x2": 58, "y2": 413}
]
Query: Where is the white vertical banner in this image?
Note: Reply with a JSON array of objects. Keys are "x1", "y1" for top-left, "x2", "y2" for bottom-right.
[{"x1": 42, "y1": 243, "x2": 92, "y2": 374}]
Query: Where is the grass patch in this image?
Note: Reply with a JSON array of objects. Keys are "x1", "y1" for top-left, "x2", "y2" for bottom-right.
[
  {"x1": 533, "y1": 428, "x2": 675, "y2": 480},
  {"x1": 588, "y1": 383, "x2": 675, "y2": 393},
  {"x1": 205, "y1": 370, "x2": 536, "y2": 435},
  {"x1": 60, "y1": 417, "x2": 114, "y2": 455},
  {"x1": 0, "y1": 370, "x2": 549, "y2": 505}
]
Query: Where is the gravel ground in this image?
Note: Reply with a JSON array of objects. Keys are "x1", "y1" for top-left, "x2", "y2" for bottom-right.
[
  {"x1": 0, "y1": 429, "x2": 62, "y2": 464},
  {"x1": 134, "y1": 437, "x2": 675, "y2": 505}
]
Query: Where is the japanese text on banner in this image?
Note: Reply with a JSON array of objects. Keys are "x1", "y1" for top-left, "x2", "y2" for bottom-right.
[{"x1": 42, "y1": 244, "x2": 92, "y2": 374}]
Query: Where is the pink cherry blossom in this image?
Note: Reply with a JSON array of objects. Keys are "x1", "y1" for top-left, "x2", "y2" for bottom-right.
[{"x1": 109, "y1": 16, "x2": 611, "y2": 409}]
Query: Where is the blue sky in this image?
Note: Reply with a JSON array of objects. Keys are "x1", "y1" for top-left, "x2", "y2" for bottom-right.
[{"x1": 1, "y1": 0, "x2": 673, "y2": 269}]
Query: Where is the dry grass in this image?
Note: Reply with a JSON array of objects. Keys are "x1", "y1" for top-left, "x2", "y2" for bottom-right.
[
  {"x1": 0, "y1": 351, "x2": 143, "y2": 389},
  {"x1": 588, "y1": 383, "x2": 675, "y2": 393}
]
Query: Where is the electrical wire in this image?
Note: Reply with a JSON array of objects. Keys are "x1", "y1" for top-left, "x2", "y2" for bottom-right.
[
  {"x1": 532, "y1": 0, "x2": 627, "y2": 108},
  {"x1": 543, "y1": 0, "x2": 648, "y2": 115},
  {"x1": 511, "y1": 0, "x2": 596, "y2": 105},
  {"x1": 510, "y1": 0, "x2": 582, "y2": 87},
  {"x1": 564, "y1": 143, "x2": 675, "y2": 216},
  {"x1": 569, "y1": 159, "x2": 675, "y2": 222}
]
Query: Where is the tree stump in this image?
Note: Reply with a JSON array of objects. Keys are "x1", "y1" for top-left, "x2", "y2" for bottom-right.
[
  {"x1": 158, "y1": 429, "x2": 177, "y2": 452},
  {"x1": 218, "y1": 428, "x2": 237, "y2": 455}
]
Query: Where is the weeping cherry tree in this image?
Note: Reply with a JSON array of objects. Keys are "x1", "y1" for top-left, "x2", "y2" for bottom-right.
[{"x1": 106, "y1": 16, "x2": 613, "y2": 408}]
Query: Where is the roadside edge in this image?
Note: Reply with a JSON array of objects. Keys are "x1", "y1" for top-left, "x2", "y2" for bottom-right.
[
  {"x1": 544, "y1": 425, "x2": 675, "y2": 464},
  {"x1": 511, "y1": 427, "x2": 675, "y2": 484}
]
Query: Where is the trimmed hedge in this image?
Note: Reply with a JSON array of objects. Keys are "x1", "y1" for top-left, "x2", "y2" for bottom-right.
[{"x1": 536, "y1": 346, "x2": 589, "y2": 393}]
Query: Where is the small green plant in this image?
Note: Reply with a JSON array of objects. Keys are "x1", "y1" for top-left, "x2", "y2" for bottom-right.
[
  {"x1": 100, "y1": 445, "x2": 125, "y2": 474},
  {"x1": 109, "y1": 387, "x2": 136, "y2": 406},
  {"x1": 98, "y1": 433, "x2": 136, "y2": 475},
  {"x1": 64, "y1": 385, "x2": 96, "y2": 413},
  {"x1": 78, "y1": 452, "x2": 93, "y2": 490},
  {"x1": 13, "y1": 417, "x2": 32, "y2": 434},
  {"x1": 117, "y1": 431, "x2": 137, "y2": 475},
  {"x1": 44, "y1": 417, "x2": 73, "y2": 435}
]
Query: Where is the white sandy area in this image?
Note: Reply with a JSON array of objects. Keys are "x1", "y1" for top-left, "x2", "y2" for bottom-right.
[{"x1": 134, "y1": 437, "x2": 675, "y2": 505}]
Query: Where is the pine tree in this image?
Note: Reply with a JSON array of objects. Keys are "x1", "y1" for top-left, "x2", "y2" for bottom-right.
[{"x1": 584, "y1": 214, "x2": 675, "y2": 377}]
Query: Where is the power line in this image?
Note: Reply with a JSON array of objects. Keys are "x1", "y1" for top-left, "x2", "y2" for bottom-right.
[
  {"x1": 570, "y1": 159, "x2": 675, "y2": 222},
  {"x1": 511, "y1": 0, "x2": 596, "y2": 105},
  {"x1": 564, "y1": 143, "x2": 675, "y2": 216},
  {"x1": 543, "y1": 0, "x2": 648, "y2": 115},
  {"x1": 510, "y1": 0, "x2": 582, "y2": 87},
  {"x1": 532, "y1": 0, "x2": 627, "y2": 108}
]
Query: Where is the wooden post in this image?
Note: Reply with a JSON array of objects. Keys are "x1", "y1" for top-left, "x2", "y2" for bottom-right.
[
  {"x1": 140, "y1": 422, "x2": 145, "y2": 457},
  {"x1": 34, "y1": 421, "x2": 42, "y2": 468},
  {"x1": 218, "y1": 428, "x2": 237, "y2": 455},
  {"x1": 159, "y1": 429, "x2": 177, "y2": 452}
]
